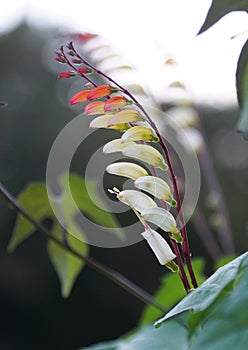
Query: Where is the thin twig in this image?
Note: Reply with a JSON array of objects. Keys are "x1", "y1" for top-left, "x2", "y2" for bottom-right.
[{"x1": 0, "y1": 182, "x2": 167, "y2": 313}]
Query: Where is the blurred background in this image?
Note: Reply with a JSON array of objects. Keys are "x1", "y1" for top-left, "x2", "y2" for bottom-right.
[{"x1": 0, "y1": 1, "x2": 248, "y2": 349}]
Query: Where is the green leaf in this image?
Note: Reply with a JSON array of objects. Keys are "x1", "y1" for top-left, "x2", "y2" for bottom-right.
[
  {"x1": 82, "y1": 253, "x2": 248, "y2": 350},
  {"x1": 139, "y1": 259, "x2": 205, "y2": 326},
  {"x1": 8, "y1": 182, "x2": 52, "y2": 252},
  {"x1": 236, "y1": 40, "x2": 248, "y2": 139},
  {"x1": 81, "y1": 322, "x2": 189, "y2": 350},
  {"x1": 8, "y1": 173, "x2": 121, "y2": 297},
  {"x1": 198, "y1": 0, "x2": 248, "y2": 35},
  {"x1": 154, "y1": 252, "x2": 248, "y2": 327},
  {"x1": 47, "y1": 222, "x2": 88, "y2": 298}
]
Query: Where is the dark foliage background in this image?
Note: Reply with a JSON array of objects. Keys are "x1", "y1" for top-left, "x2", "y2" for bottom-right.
[{"x1": 0, "y1": 24, "x2": 248, "y2": 350}]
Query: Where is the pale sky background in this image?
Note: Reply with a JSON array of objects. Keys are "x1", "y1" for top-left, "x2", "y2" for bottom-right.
[{"x1": 1, "y1": 0, "x2": 248, "y2": 106}]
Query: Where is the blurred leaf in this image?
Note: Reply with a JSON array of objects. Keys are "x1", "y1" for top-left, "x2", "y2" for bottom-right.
[
  {"x1": 236, "y1": 40, "x2": 248, "y2": 139},
  {"x1": 155, "y1": 252, "x2": 248, "y2": 327},
  {"x1": 83, "y1": 253, "x2": 248, "y2": 350},
  {"x1": 8, "y1": 182, "x2": 52, "y2": 252},
  {"x1": 0, "y1": 101, "x2": 8, "y2": 107},
  {"x1": 198, "y1": 0, "x2": 248, "y2": 34},
  {"x1": 8, "y1": 173, "x2": 121, "y2": 297},
  {"x1": 47, "y1": 222, "x2": 88, "y2": 298},
  {"x1": 139, "y1": 259, "x2": 205, "y2": 326},
  {"x1": 123, "y1": 84, "x2": 146, "y2": 95}
]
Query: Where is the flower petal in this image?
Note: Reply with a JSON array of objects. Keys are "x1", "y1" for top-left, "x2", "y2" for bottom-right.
[
  {"x1": 134, "y1": 176, "x2": 175, "y2": 205},
  {"x1": 117, "y1": 190, "x2": 157, "y2": 212},
  {"x1": 84, "y1": 101, "x2": 105, "y2": 115},
  {"x1": 141, "y1": 207, "x2": 179, "y2": 236},
  {"x1": 104, "y1": 96, "x2": 129, "y2": 111},
  {"x1": 107, "y1": 110, "x2": 144, "y2": 126},
  {"x1": 90, "y1": 115, "x2": 129, "y2": 130},
  {"x1": 142, "y1": 228, "x2": 176, "y2": 265},
  {"x1": 122, "y1": 144, "x2": 168, "y2": 170},
  {"x1": 103, "y1": 139, "x2": 135, "y2": 154},
  {"x1": 121, "y1": 126, "x2": 159, "y2": 143},
  {"x1": 87, "y1": 85, "x2": 118, "y2": 100},
  {"x1": 70, "y1": 90, "x2": 90, "y2": 105},
  {"x1": 106, "y1": 162, "x2": 148, "y2": 180}
]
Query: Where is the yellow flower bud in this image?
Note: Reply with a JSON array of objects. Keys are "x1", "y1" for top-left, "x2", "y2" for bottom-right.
[
  {"x1": 103, "y1": 139, "x2": 135, "y2": 154},
  {"x1": 122, "y1": 144, "x2": 168, "y2": 170},
  {"x1": 121, "y1": 125, "x2": 159, "y2": 143}
]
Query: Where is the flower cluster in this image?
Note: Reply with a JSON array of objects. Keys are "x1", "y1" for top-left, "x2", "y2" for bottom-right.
[{"x1": 56, "y1": 38, "x2": 198, "y2": 291}]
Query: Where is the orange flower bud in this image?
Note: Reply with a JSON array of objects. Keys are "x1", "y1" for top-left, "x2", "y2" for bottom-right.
[
  {"x1": 70, "y1": 90, "x2": 91, "y2": 105},
  {"x1": 104, "y1": 96, "x2": 129, "y2": 111},
  {"x1": 84, "y1": 101, "x2": 105, "y2": 115},
  {"x1": 87, "y1": 85, "x2": 118, "y2": 100}
]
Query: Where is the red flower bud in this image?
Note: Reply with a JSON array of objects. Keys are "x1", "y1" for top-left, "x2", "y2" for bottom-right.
[
  {"x1": 77, "y1": 67, "x2": 93, "y2": 75},
  {"x1": 58, "y1": 71, "x2": 76, "y2": 78}
]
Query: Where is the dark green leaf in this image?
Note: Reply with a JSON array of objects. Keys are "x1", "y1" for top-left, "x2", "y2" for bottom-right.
[
  {"x1": 8, "y1": 174, "x2": 121, "y2": 297},
  {"x1": 155, "y1": 252, "x2": 248, "y2": 327},
  {"x1": 236, "y1": 40, "x2": 248, "y2": 139},
  {"x1": 83, "y1": 253, "x2": 248, "y2": 350},
  {"x1": 81, "y1": 322, "x2": 188, "y2": 350},
  {"x1": 198, "y1": 0, "x2": 248, "y2": 35},
  {"x1": 139, "y1": 259, "x2": 205, "y2": 326},
  {"x1": 47, "y1": 222, "x2": 88, "y2": 298}
]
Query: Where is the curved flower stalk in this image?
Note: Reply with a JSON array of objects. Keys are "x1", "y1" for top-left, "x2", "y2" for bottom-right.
[{"x1": 56, "y1": 37, "x2": 198, "y2": 292}]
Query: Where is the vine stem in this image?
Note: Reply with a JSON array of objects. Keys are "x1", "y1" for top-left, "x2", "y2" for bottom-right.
[
  {"x1": 0, "y1": 182, "x2": 167, "y2": 313},
  {"x1": 69, "y1": 42, "x2": 198, "y2": 289}
]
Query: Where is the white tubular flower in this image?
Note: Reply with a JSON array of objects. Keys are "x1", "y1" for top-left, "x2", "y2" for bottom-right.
[
  {"x1": 103, "y1": 139, "x2": 135, "y2": 154},
  {"x1": 134, "y1": 176, "x2": 176, "y2": 206},
  {"x1": 107, "y1": 110, "x2": 145, "y2": 126},
  {"x1": 122, "y1": 144, "x2": 168, "y2": 170},
  {"x1": 121, "y1": 126, "x2": 159, "y2": 143},
  {"x1": 176, "y1": 127, "x2": 204, "y2": 154},
  {"x1": 117, "y1": 190, "x2": 157, "y2": 213},
  {"x1": 106, "y1": 162, "x2": 148, "y2": 180},
  {"x1": 142, "y1": 228, "x2": 177, "y2": 270},
  {"x1": 141, "y1": 207, "x2": 182, "y2": 243}
]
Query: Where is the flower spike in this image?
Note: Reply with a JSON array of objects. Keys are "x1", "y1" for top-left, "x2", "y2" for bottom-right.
[
  {"x1": 106, "y1": 162, "x2": 148, "y2": 180},
  {"x1": 122, "y1": 144, "x2": 168, "y2": 170}
]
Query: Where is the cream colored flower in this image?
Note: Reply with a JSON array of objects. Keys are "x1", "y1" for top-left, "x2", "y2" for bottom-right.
[
  {"x1": 134, "y1": 176, "x2": 176, "y2": 206},
  {"x1": 117, "y1": 190, "x2": 157, "y2": 213},
  {"x1": 106, "y1": 162, "x2": 148, "y2": 180},
  {"x1": 103, "y1": 139, "x2": 135, "y2": 154},
  {"x1": 121, "y1": 125, "x2": 159, "y2": 143},
  {"x1": 122, "y1": 144, "x2": 168, "y2": 170},
  {"x1": 142, "y1": 228, "x2": 177, "y2": 268}
]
